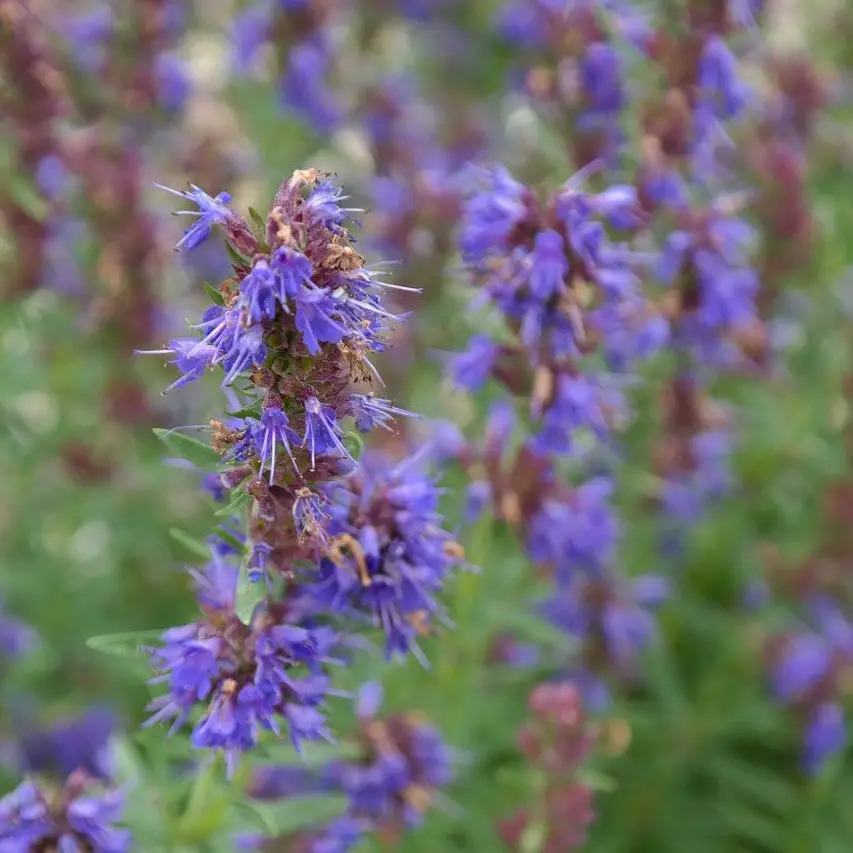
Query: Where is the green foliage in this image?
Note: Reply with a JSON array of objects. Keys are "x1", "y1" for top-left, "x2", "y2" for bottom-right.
[{"x1": 5, "y1": 4, "x2": 853, "y2": 853}]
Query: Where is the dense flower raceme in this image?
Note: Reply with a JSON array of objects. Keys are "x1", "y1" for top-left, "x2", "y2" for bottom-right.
[
  {"x1": 242, "y1": 681, "x2": 452, "y2": 852},
  {"x1": 0, "y1": 771, "x2": 131, "y2": 853},
  {"x1": 451, "y1": 163, "x2": 664, "y2": 456},
  {"x1": 145, "y1": 551, "x2": 338, "y2": 774},
  {"x1": 61, "y1": 0, "x2": 190, "y2": 117},
  {"x1": 765, "y1": 599, "x2": 853, "y2": 773},
  {"x1": 231, "y1": 1, "x2": 343, "y2": 133},
  {"x1": 500, "y1": 683, "x2": 597, "y2": 853},
  {"x1": 143, "y1": 170, "x2": 462, "y2": 771},
  {"x1": 497, "y1": 0, "x2": 635, "y2": 166}
]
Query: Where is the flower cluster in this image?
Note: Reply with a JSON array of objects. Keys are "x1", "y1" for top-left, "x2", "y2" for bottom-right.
[
  {"x1": 497, "y1": 0, "x2": 636, "y2": 166},
  {"x1": 498, "y1": 683, "x2": 597, "y2": 853},
  {"x1": 447, "y1": 1, "x2": 769, "y2": 722},
  {"x1": 145, "y1": 551, "x2": 337, "y2": 774},
  {"x1": 765, "y1": 599, "x2": 853, "y2": 772},
  {"x1": 243, "y1": 682, "x2": 452, "y2": 851},
  {"x1": 452, "y1": 163, "x2": 661, "y2": 456},
  {"x1": 232, "y1": 1, "x2": 343, "y2": 133},
  {"x1": 142, "y1": 169, "x2": 462, "y2": 777},
  {"x1": 0, "y1": 771, "x2": 130, "y2": 853}
]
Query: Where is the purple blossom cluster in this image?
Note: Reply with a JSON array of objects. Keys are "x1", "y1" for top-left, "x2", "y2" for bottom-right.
[
  {"x1": 766, "y1": 598, "x2": 853, "y2": 772},
  {"x1": 446, "y1": 1, "x2": 772, "y2": 722},
  {"x1": 0, "y1": 601, "x2": 37, "y2": 661},
  {"x1": 140, "y1": 168, "x2": 462, "y2": 802},
  {"x1": 500, "y1": 683, "x2": 597, "y2": 852},
  {"x1": 0, "y1": 771, "x2": 130, "y2": 853},
  {"x1": 242, "y1": 682, "x2": 452, "y2": 852},
  {"x1": 231, "y1": 1, "x2": 343, "y2": 133},
  {"x1": 497, "y1": 0, "x2": 636, "y2": 167}
]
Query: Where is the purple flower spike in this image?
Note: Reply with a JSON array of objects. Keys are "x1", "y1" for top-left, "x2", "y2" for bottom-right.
[{"x1": 0, "y1": 775, "x2": 131, "y2": 853}]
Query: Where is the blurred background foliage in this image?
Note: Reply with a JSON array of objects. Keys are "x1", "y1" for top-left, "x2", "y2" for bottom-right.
[{"x1": 4, "y1": 0, "x2": 853, "y2": 851}]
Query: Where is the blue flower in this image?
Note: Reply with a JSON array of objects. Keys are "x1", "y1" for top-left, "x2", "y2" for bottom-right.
[
  {"x1": 349, "y1": 394, "x2": 418, "y2": 433},
  {"x1": 542, "y1": 571, "x2": 668, "y2": 676},
  {"x1": 155, "y1": 52, "x2": 191, "y2": 113},
  {"x1": 449, "y1": 334, "x2": 499, "y2": 391},
  {"x1": 534, "y1": 372, "x2": 627, "y2": 456},
  {"x1": 0, "y1": 601, "x2": 36, "y2": 660},
  {"x1": 281, "y1": 42, "x2": 343, "y2": 134},
  {"x1": 145, "y1": 558, "x2": 335, "y2": 771},
  {"x1": 231, "y1": 4, "x2": 272, "y2": 73},
  {"x1": 254, "y1": 403, "x2": 300, "y2": 482},
  {"x1": 270, "y1": 247, "x2": 314, "y2": 300},
  {"x1": 294, "y1": 288, "x2": 350, "y2": 355},
  {"x1": 529, "y1": 230, "x2": 568, "y2": 301},
  {"x1": 460, "y1": 166, "x2": 527, "y2": 264},
  {"x1": 302, "y1": 397, "x2": 353, "y2": 469},
  {"x1": 303, "y1": 179, "x2": 358, "y2": 233},
  {"x1": 18, "y1": 708, "x2": 117, "y2": 781},
  {"x1": 135, "y1": 337, "x2": 218, "y2": 393},
  {"x1": 155, "y1": 183, "x2": 234, "y2": 251},
  {"x1": 0, "y1": 777, "x2": 131, "y2": 853},
  {"x1": 527, "y1": 477, "x2": 618, "y2": 577},
  {"x1": 306, "y1": 452, "x2": 462, "y2": 661},
  {"x1": 324, "y1": 683, "x2": 452, "y2": 825},
  {"x1": 772, "y1": 633, "x2": 833, "y2": 702},
  {"x1": 248, "y1": 542, "x2": 274, "y2": 583},
  {"x1": 803, "y1": 703, "x2": 846, "y2": 774},
  {"x1": 241, "y1": 258, "x2": 279, "y2": 322}
]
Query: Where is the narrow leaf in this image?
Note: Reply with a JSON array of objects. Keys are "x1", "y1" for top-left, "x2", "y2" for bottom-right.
[
  {"x1": 202, "y1": 282, "x2": 226, "y2": 306},
  {"x1": 230, "y1": 795, "x2": 348, "y2": 837},
  {"x1": 153, "y1": 428, "x2": 220, "y2": 467},
  {"x1": 169, "y1": 527, "x2": 212, "y2": 560},
  {"x1": 86, "y1": 629, "x2": 164, "y2": 659},
  {"x1": 11, "y1": 177, "x2": 49, "y2": 221},
  {"x1": 248, "y1": 206, "x2": 266, "y2": 230}
]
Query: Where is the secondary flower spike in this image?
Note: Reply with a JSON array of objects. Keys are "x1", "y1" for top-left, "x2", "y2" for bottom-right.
[{"x1": 0, "y1": 771, "x2": 131, "y2": 853}]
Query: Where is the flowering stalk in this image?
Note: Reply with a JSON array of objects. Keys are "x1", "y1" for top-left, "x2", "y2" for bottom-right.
[
  {"x1": 499, "y1": 683, "x2": 597, "y2": 853},
  {"x1": 140, "y1": 168, "x2": 462, "y2": 775},
  {"x1": 0, "y1": 770, "x2": 130, "y2": 853},
  {"x1": 232, "y1": 1, "x2": 343, "y2": 133},
  {"x1": 0, "y1": 1, "x2": 67, "y2": 297},
  {"x1": 242, "y1": 682, "x2": 453, "y2": 851}
]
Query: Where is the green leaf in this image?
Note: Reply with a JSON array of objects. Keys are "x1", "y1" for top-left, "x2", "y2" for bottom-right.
[
  {"x1": 225, "y1": 404, "x2": 263, "y2": 420},
  {"x1": 248, "y1": 206, "x2": 266, "y2": 230},
  {"x1": 226, "y1": 241, "x2": 250, "y2": 267},
  {"x1": 236, "y1": 574, "x2": 265, "y2": 623},
  {"x1": 343, "y1": 430, "x2": 365, "y2": 462},
  {"x1": 86, "y1": 629, "x2": 164, "y2": 659},
  {"x1": 153, "y1": 428, "x2": 220, "y2": 468},
  {"x1": 215, "y1": 525, "x2": 246, "y2": 553},
  {"x1": 229, "y1": 795, "x2": 348, "y2": 837},
  {"x1": 169, "y1": 527, "x2": 211, "y2": 560},
  {"x1": 10, "y1": 176, "x2": 49, "y2": 221},
  {"x1": 214, "y1": 488, "x2": 252, "y2": 518},
  {"x1": 202, "y1": 282, "x2": 226, "y2": 306},
  {"x1": 176, "y1": 757, "x2": 228, "y2": 844}
]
